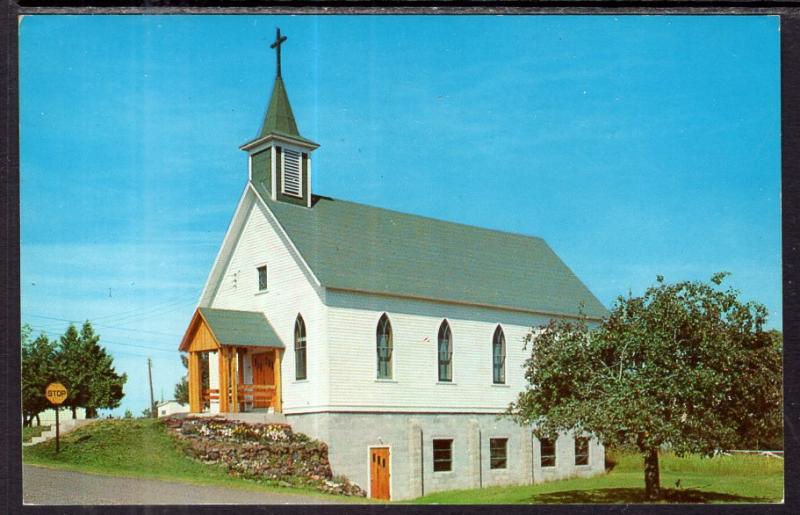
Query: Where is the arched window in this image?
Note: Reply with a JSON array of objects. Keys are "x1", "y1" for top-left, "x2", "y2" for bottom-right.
[
  {"x1": 294, "y1": 315, "x2": 307, "y2": 380},
  {"x1": 492, "y1": 325, "x2": 506, "y2": 384},
  {"x1": 376, "y1": 314, "x2": 393, "y2": 379},
  {"x1": 438, "y1": 320, "x2": 453, "y2": 382}
]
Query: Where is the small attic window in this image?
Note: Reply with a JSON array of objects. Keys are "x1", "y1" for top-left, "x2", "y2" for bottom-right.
[
  {"x1": 281, "y1": 148, "x2": 302, "y2": 197},
  {"x1": 257, "y1": 265, "x2": 268, "y2": 291}
]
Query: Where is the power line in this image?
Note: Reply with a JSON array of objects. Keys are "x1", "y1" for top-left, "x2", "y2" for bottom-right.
[
  {"x1": 90, "y1": 297, "x2": 192, "y2": 322},
  {"x1": 26, "y1": 314, "x2": 184, "y2": 338},
  {"x1": 28, "y1": 325, "x2": 177, "y2": 355},
  {"x1": 103, "y1": 300, "x2": 197, "y2": 326},
  {"x1": 27, "y1": 325, "x2": 177, "y2": 363}
]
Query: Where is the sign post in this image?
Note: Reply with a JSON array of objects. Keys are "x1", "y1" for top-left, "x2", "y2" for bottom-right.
[{"x1": 45, "y1": 382, "x2": 68, "y2": 453}]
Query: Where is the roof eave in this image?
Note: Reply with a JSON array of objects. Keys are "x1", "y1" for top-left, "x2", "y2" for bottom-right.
[
  {"x1": 240, "y1": 132, "x2": 320, "y2": 152},
  {"x1": 325, "y1": 286, "x2": 607, "y2": 322}
]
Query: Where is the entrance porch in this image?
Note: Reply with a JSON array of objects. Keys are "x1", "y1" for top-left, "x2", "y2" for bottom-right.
[{"x1": 179, "y1": 307, "x2": 284, "y2": 415}]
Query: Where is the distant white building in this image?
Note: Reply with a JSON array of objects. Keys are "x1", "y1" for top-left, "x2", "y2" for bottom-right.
[
  {"x1": 156, "y1": 400, "x2": 190, "y2": 418},
  {"x1": 178, "y1": 29, "x2": 608, "y2": 501}
]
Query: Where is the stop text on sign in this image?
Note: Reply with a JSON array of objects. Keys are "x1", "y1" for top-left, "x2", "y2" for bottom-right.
[{"x1": 45, "y1": 382, "x2": 68, "y2": 405}]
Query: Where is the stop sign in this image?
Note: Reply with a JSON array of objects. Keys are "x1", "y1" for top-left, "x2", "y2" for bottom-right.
[{"x1": 45, "y1": 383, "x2": 68, "y2": 405}]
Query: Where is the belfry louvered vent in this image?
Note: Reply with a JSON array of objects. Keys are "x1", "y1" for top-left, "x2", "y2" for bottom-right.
[{"x1": 282, "y1": 148, "x2": 302, "y2": 197}]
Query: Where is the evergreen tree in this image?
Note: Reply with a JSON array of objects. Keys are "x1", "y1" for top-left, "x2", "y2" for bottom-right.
[
  {"x1": 56, "y1": 321, "x2": 127, "y2": 418},
  {"x1": 57, "y1": 324, "x2": 92, "y2": 418},
  {"x1": 79, "y1": 322, "x2": 127, "y2": 417}
]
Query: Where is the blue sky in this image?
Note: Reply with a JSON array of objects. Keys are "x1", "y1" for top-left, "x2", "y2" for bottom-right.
[{"x1": 19, "y1": 15, "x2": 781, "y2": 416}]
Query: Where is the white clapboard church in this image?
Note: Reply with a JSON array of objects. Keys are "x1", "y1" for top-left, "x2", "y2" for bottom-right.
[{"x1": 178, "y1": 29, "x2": 607, "y2": 500}]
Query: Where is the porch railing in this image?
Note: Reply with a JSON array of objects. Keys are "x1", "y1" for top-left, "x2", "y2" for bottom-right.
[
  {"x1": 202, "y1": 385, "x2": 275, "y2": 408},
  {"x1": 202, "y1": 388, "x2": 219, "y2": 403},
  {"x1": 238, "y1": 384, "x2": 275, "y2": 406}
]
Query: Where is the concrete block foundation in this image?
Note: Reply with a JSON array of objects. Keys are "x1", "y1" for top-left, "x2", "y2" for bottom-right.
[{"x1": 287, "y1": 412, "x2": 605, "y2": 501}]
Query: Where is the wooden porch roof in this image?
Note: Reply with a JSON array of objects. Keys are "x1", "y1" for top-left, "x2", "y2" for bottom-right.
[{"x1": 179, "y1": 307, "x2": 284, "y2": 352}]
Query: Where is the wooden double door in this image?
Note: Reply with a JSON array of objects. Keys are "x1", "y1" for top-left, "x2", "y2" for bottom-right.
[{"x1": 370, "y1": 447, "x2": 391, "y2": 500}]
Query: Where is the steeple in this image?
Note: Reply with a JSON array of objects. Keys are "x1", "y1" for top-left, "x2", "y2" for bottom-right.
[
  {"x1": 259, "y1": 76, "x2": 302, "y2": 140},
  {"x1": 241, "y1": 28, "x2": 319, "y2": 208}
]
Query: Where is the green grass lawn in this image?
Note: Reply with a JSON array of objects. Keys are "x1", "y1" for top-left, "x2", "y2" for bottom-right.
[
  {"x1": 410, "y1": 450, "x2": 784, "y2": 504},
  {"x1": 22, "y1": 425, "x2": 51, "y2": 443},
  {"x1": 23, "y1": 419, "x2": 784, "y2": 504},
  {"x1": 22, "y1": 418, "x2": 369, "y2": 502}
]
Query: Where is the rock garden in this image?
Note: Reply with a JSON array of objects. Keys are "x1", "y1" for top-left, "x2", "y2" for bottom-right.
[{"x1": 161, "y1": 416, "x2": 365, "y2": 497}]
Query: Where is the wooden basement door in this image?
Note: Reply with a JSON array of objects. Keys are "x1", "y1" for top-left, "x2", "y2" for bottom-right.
[
  {"x1": 251, "y1": 352, "x2": 275, "y2": 408},
  {"x1": 370, "y1": 447, "x2": 391, "y2": 500}
]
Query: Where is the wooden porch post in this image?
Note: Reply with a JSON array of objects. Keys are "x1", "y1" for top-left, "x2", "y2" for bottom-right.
[
  {"x1": 274, "y1": 349, "x2": 282, "y2": 413},
  {"x1": 231, "y1": 347, "x2": 239, "y2": 413},
  {"x1": 219, "y1": 347, "x2": 229, "y2": 412},
  {"x1": 188, "y1": 352, "x2": 202, "y2": 413}
]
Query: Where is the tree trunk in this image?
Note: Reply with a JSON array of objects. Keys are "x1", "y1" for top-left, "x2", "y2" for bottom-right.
[
  {"x1": 643, "y1": 447, "x2": 661, "y2": 500},
  {"x1": 71, "y1": 406, "x2": 77, "y2": 419},
  {"x1": 35, "y1": 414, "x2": 41, "y2": 426}
]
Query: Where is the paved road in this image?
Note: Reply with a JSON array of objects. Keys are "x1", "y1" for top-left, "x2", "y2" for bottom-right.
[{"x1": 23, "y1": 465, "x2": 346, "y2": 505}]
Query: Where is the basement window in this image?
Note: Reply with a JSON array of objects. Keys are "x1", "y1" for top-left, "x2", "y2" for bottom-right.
[
  {"x1": 540, "y1": 438, "x2": 556, "y2": 468},
  {"x1": 257, "y1": 265, "x2": 268, "y2": 291},
  {"x1": 489, "y1": 438, "x2": 508, "y2": 469},
  {"x1": 281, "y1": 148, "x2": 302, "y2": 197},
  {"x1": 433, "y1": 439, "x2": 453, "y2": 472},
  {"x1": 575, "y1": 437, "x2": 590, "y2": 466}
]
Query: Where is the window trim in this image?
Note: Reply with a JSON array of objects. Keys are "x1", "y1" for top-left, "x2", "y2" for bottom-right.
[
  {"x1": 489, "y1": 437, "x2": 508, "y2": 470},
  {"x1": 540, "y1": 437, "x2": 557, "y2": 468},
  {"x1": 376, "y1": 313, "x2": 393, "y2": 380},
  {"x1": 437, "y1": 320, "x2": 453, "y2": 382},
  {"x1": 492, "y1": 325, "x2": 506, "y2": 385},
  {"x1": 574, "y1": 436, "x2": 590, "y2": 466},
  {"x1": 256, "y1": 264, "x2": 268, "y2": 292},
  {"x1": 294, "y1": 314, "x2": 307, "y2": 381},
  {"x1": 432, "y1": 438, "x2": 454, "y2": 473}
]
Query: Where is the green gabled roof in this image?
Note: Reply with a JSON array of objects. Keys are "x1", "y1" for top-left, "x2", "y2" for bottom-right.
[
  {"x1": 199, "y1": 307, "x2": 284, "y2": 348},
  {"x1": 258, "y1": 77, "x2": 316, "y2": 146},
  {"x1": 251, "y1": 182, "x2": 608, "y2": 319}
]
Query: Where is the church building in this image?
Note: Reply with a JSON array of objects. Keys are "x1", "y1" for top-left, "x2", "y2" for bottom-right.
[{"x1": 178, "y1": 30, "x2": 607, "y2": 501}]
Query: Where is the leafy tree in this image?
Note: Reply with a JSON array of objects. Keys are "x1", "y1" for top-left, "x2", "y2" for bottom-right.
[
  {"x1": 737, "y1": 329, "x2": 783, "y2": 450},
  {"x1": 21, "y1": 325, "x2": 57, "y2": 427},
  {"x1": 507, "y1": 273, "x2": 782, "y2": 500},
  {"x1": 174, "y1": 354, "x2": 190, "y2": 405},
  {"x1": 124, "y1": 409, "x2": 133, "y2": 419},
  {"x1": 174, "y1": 352, "x2": 208, "y2": 406}
]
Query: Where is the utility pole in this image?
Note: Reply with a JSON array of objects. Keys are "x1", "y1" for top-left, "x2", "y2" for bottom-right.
[{"x1": 147, "y1": 357, "x2": 156, "y2": 418}]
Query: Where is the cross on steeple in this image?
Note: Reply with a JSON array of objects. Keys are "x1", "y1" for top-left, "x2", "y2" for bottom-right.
[{"x1": 270, "y1": 28, "x2": 288, "y2": 78}]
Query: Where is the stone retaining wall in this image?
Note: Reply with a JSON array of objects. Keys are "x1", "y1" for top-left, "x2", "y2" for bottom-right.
[{"x1": 162, "y1": 416, "x2": 365, "y2": 497}]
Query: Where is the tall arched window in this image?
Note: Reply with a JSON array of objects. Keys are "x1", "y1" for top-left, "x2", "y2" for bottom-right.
[
  {"x1": 294, "y1": 315, "x2": 307, "y2": 380},
  {"x1": 492, "y1": 325, "x2": 506, "y2": 384},
  {"x1": 376, "y1": 314, "x2": 393, "y2": 379},
  {"x1": 438, "y1": 320, "x2": 453, "y2": 382}
]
